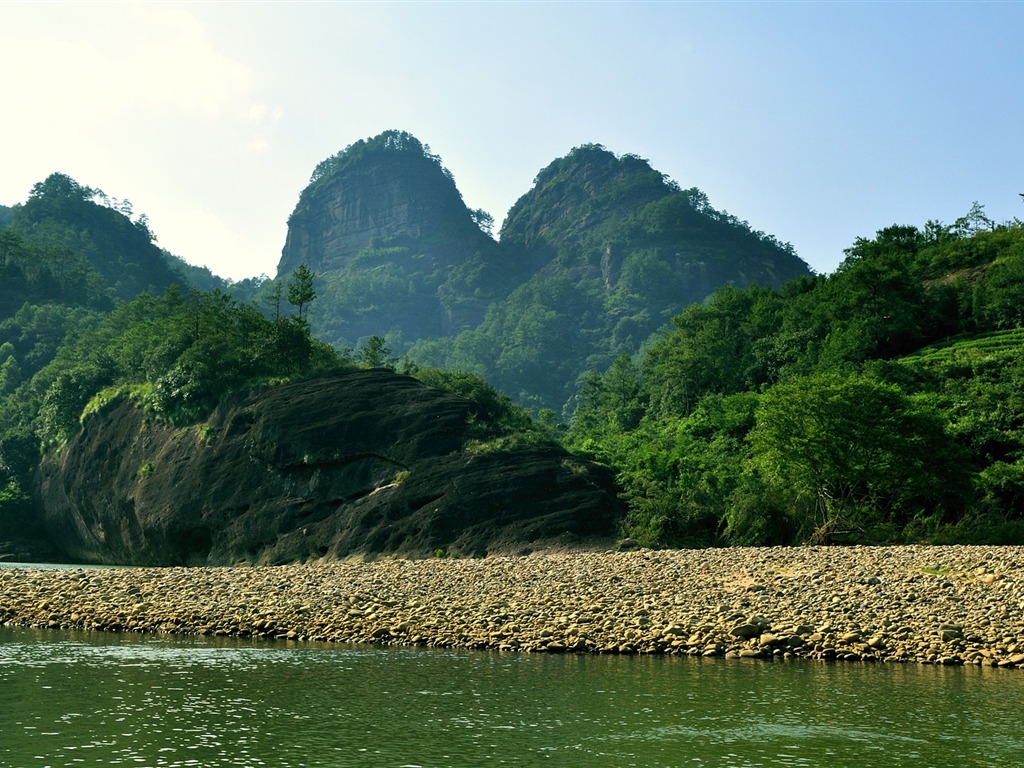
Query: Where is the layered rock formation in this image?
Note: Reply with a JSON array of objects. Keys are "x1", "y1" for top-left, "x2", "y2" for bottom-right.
[
  {"x1": 277, "y1": 131, "x2": 503, "y2": 341},
  {"x1": 36, "y1": 370, "x2": 622, "y2": 566},
  {"x1": 279, "y1": 133, "x2": 493, "y2": 278}
]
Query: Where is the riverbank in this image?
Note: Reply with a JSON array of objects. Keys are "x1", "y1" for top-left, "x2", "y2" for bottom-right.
[{"x1": 2, "y1": 545, "x2": 1022, "y2": 666}]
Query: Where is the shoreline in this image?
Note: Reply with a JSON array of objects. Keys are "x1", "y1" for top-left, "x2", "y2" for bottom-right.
[{"x1": 2, "y1": 545, "x2": 1023, "y2": 667}]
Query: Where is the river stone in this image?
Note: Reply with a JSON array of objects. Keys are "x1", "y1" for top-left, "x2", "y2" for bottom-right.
[
  {"x1": 730, "y1": 623, "x2": 762, "y2": 640},
  {"x1": 2, "y1": 544, "x2": 1023, "y2": 669}
]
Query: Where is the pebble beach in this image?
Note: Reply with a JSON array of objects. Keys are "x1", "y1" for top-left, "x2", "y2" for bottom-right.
[{"x1": 2, "y1": 545, "x2": 1023, "y2": 667}]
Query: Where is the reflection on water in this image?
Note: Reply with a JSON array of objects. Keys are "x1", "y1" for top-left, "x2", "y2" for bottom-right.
[{"x1": 1, "y1": 626, "x2": 1022, "y2": 767}]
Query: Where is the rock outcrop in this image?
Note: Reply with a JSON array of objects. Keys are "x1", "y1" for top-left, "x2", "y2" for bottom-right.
[
  {"x1": 278, "y1": 131, "x2": 503, "y2": 339},
  {"x1": 36, "y1": 370, "x2": 622, "y2": 566},
  {"x1": 278, "y1": 131, "x2": 494, "y2": 278}
]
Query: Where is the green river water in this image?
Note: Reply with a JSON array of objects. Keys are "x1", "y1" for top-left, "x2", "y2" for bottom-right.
[{"x1": 1, "y1": 625, "x2": 1022, "y2": 768}]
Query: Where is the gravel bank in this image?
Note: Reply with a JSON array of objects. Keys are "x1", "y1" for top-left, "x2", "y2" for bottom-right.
[{"x1": 2, "y1": 545, "x2": 1023, "y2": 667}]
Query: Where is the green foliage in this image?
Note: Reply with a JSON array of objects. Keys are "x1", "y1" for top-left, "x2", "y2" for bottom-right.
[
  {"x1": 750, "y1": 373, "x2": 969, "y2": 542},
  {"x1": 413, "y1": 368, "x2": 553, "y2": 450},
  {"x1": 569, "y1": 208, "x2": 1024, "y2": 546},
  {"x1": 0, "y1": 478, "x2": 35, "y2": 539},
  {"x1": 470, "y1": 208, "x2": 495, "y2": 237},
  {"x1": 0, "y1": 430, "x2": 40, "y2": 484},
  {"x1": 38, "y1": 361, "x2": 113, "y2": 445},
  {"x1": 357, "y1": 335, "x2": 396, "y2": 369},
  {"x1": 9, "y1": 172, "x2": 181, "y2": 302},
  {"x1": 3, "y1": 285, "x2": 348, "y2": 456},
  {"x1": 286, "y1": 264, "x2": 317, "y2": 322}
]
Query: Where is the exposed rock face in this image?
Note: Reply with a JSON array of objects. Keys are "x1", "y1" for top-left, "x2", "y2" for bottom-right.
[
  {"x1": 36, "y1": 371, "x2": 622, "y2": 566},
  {"x1": 278, "y1": 133, "x2": 494, "y2": 278},
  {"x1": 277, "y1": 132, "x2": 503, "y2": 340}
]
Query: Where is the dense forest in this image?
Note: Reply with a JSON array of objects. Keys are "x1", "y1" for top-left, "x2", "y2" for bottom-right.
[
  {"x1": 567, "y1": 206, "x2": 1024, "y2": 546},
  {"x1": 1, "y1": 159, "x2": 1022, "y2": 552}
]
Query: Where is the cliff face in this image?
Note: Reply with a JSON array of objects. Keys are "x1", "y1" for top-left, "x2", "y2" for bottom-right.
[
  {"x1": 36, "y1": 371, "x2": 622, "y2": 565},
  {"x1": 277, "y1": 131, "x2": 503, "y2": 342},
  {"x1": 278, "y1": 133, "x2": 496, "y2": 278}
]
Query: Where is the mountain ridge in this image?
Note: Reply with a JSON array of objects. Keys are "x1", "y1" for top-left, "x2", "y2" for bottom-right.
[{"x1": 280, "y1": 131, "x2": 812, "y2": 410}]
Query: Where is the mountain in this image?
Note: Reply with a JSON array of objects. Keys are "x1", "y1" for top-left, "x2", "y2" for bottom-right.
[
  {"x1": 279, "y1": 131, "x2": 503, "y2": 341},
  {"x1": 499, "y1": 144, "x2": 809, "y2": 299},
  {"x1": 6, "y1": 173, "x2": 183, "y2": 303},
  {"x1": 280, "y1": 133, "x2": 812, "y2": 411}
]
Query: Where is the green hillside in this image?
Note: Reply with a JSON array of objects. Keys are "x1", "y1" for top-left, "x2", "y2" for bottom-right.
[{"x1": 567, "y1": 212, "x2": 1024, "y2": 546}]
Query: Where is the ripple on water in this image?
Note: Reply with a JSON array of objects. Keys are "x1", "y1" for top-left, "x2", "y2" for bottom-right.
[{"x1": 1, "y1": 628, "x2": 1023, "y2": 768}]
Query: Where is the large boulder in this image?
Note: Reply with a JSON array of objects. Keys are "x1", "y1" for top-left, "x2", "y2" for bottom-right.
[{"x1": 36, "y1": 370, "x2": 622, "y2": 565}]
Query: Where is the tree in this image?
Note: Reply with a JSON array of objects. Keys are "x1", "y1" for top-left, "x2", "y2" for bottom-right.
[
  {"x1": 266, "y1": 279, "x2": 283, "y2": 321},
  {"x1": 0, "y1": 229, "x2": 26, "y2": 268},
  {"x1": 749, "y1": 373, "x2": 969, "y2": 542},
  {"x1": 470, "y1": 208, "x2": 495, "y2": 237},
  {"x1": 357, "y1": 335, "x2": 395, "y2": 369},
  {"x1": 286, "y1": 264, "x2": 316, "y2": 322}
]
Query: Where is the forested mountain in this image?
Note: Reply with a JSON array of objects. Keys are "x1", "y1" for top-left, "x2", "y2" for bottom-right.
[
  {"x1": 0, "y1": 174, "x2": 193, "y2": 445},
  {"x1": 5, "y1": 173, "x2": 183, "y2": 304},
  {"x1": 279, "y1": 132, "x2": 812, "y2": 411},
  {"x1": 3, "y1": 147, "x2": 1022, "y2": 556},
  {"x1": 567, "y1": 206, "x2": 1024, "y2": 546},
  {"x1": 0, "y1": 166, "x2": 614, "y2": 562}
]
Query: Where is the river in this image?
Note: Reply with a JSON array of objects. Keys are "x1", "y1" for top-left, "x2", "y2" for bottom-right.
[{"x1": 2, "y1": 625, "x2": 1022, "y2": 768}]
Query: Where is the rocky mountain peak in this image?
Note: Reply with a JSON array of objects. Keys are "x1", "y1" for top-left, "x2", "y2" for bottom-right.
[
  {"x1": 500, "y1": 144, "x2": 672, "y2": 250},
  {"x1": 277, "y1": 130, "x2": 492, "y2": 277}
]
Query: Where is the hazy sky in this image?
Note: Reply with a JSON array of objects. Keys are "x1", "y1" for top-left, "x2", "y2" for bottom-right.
[{"x1": 2, "y1": 2, "x2": 1022, "y2": 281}]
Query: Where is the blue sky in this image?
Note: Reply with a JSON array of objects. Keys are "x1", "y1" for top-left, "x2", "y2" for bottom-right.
[{"x1": 2, "y1": 1, "x2": 1022, "y2": 281}]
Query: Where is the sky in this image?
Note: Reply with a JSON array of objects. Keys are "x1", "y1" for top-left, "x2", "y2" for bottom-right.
[{"x1": 2, "y1": 1, "x2": 1022, "y2": 282}]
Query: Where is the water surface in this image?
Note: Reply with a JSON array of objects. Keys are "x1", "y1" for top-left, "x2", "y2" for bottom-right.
[{"x1": 1, "y1": 626, "x2": 1021, "y2": 767}]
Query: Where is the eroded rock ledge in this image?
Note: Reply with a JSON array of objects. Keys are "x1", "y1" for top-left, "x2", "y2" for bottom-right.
[
  {"x1": 36, "y1": 370, "x2": 621, "y2": 565},
  {"x1": 2, "y1": 545, "x2": 1023, "y2": 667}
]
